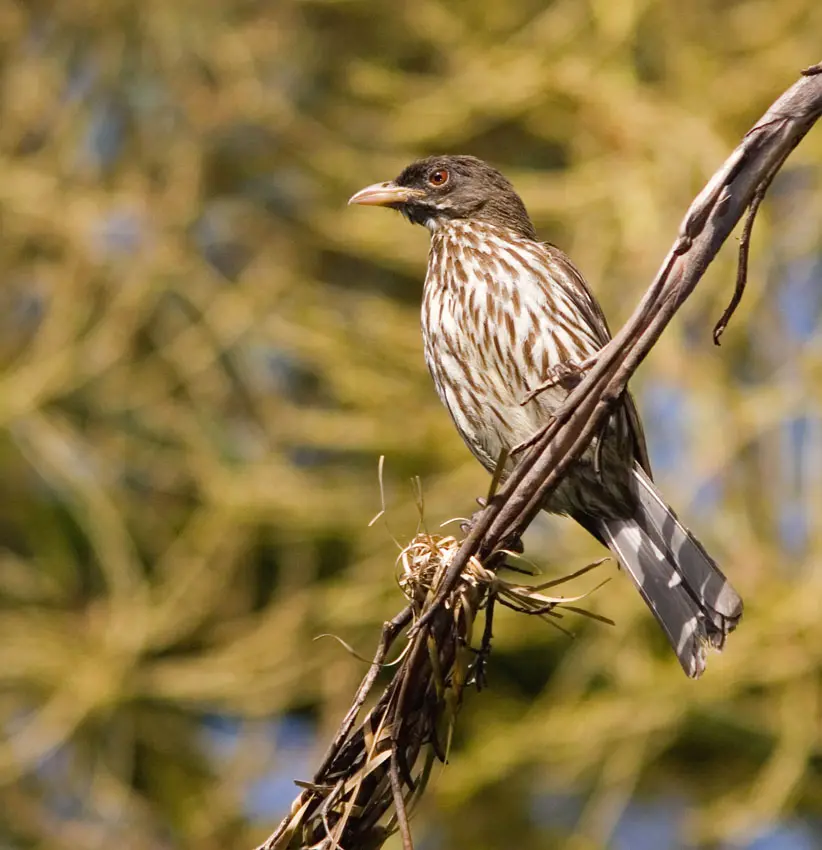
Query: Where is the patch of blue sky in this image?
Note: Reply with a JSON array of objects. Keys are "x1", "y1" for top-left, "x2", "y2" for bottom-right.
[{"x1": 200, "y1": 713, "x2": 315, "y2": 820}]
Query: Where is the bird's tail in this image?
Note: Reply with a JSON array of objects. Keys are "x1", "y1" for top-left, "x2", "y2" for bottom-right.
[{"x1": 596, "y1": 465, "x2": 743, "y2": 678}]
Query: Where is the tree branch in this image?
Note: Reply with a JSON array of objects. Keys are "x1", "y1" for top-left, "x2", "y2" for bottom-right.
[{"x1": 256, "y1": 67, "x2": 822, "y2": 850}]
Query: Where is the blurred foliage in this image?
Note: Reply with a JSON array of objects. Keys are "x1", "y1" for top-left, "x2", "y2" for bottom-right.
[{"x1": 1, "y1": 1, "x2": 822, "y2": 849}]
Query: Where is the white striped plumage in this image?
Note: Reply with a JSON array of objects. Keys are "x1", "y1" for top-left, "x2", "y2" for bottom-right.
[{"x1": 421, "y1": 219, "x2": 640, "y2": 519}]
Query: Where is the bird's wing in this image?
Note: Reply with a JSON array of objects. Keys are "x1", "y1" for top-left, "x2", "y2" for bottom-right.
[
  {"x1": 622, "y1": 389, "x2": 653, "y2": 479},
  {"x1": 543, "y1": 243, "x2": 653, "y2": 479}
]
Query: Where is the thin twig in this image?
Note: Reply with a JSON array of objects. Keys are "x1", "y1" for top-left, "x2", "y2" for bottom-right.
[
  {"x1": 713, "y1": 147, "x2": 795, "y2": 344},
  {"x1": 316, "y1": 606, "x2": 413, "y2": 779},
  {"x1": 390, "y1": 752, "x2": 413, "y2": 850},
  {"x1": 475, "y1": 592, "x2": 496, "y2": 691}
]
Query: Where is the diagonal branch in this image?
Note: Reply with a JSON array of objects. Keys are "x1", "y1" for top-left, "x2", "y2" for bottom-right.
[{"x1": 256, "y1": 66, "x2": 822, "y2": 850}]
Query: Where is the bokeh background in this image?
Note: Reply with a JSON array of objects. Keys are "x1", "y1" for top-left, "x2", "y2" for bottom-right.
[{"x1": 2, "y1": 2, "x2": 822, "y2": 849}]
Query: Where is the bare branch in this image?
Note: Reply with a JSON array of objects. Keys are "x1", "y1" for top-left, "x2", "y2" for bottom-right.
[{"x1": 256, "y1": 67, "x2": 822, "y2": 850}]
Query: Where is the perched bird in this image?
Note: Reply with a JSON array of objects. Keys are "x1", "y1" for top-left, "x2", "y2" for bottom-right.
[{"x1": 349, "y1": 155, "x2": 742, "y2": 677}]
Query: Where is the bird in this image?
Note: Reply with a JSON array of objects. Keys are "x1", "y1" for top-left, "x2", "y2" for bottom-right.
[{"x1": 349, "y1": 154, "x2": 742, "y2": 678}]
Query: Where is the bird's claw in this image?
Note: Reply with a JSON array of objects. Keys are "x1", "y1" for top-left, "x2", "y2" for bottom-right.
[
  {"x1": 460, "y1": 508, "x2": 524, "y2": 555},
  {"x1": 519, "y1": 355, "x2": 597, "y2": 406},
  {"x1": 511, "y1": 418, "x2": 555, "y2": 456},
  {"x1": 458, "y1": 497, "x2": 488, "y2": 534},
  {"x1": 460, "y1": 507, "x2": 483, "y2": 536},
  {"x1": 500, "y1": 530, "x2": 525, "y2": 555}
]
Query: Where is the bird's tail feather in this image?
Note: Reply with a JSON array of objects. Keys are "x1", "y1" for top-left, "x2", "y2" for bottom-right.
[{"x1": 596, "y1": 465, "x2": 743, "y2": 678}]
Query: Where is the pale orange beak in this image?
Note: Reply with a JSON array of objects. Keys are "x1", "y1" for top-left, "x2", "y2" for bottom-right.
[{"x1": 348, "y1": 181, "x2": 425, "y2": 207}]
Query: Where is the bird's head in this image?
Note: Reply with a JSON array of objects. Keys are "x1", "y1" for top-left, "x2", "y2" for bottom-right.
[{"x1": 348, "y1": 155, "x2": 537, "y2": 239}]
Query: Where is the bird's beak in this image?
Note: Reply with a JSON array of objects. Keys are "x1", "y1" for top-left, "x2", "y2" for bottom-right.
[{"x1": 348, "y1": 181, "x2": 425, "y2": 207}]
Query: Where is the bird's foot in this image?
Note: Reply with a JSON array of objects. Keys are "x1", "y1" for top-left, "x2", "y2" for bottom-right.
[
  {"x1": 459, "y1": 497, "x2": 488, "y2": 536},
  {"x1": 510, "y1": 418, "x2": 555, "y2": 456},
  {"x1": 499, "y1": 530, "x2": 525, "y2": 555},
  {"x1": 519, "y1": 354, "x2": 598, "y2": 406},
  {"x1": 459, "y1": 498, "x2": 524, "y2": 555}
]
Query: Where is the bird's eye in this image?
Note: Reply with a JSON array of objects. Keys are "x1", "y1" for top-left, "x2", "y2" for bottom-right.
[{"x1": 428, "y1": 169, "x2": 449, "y2": 187}]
